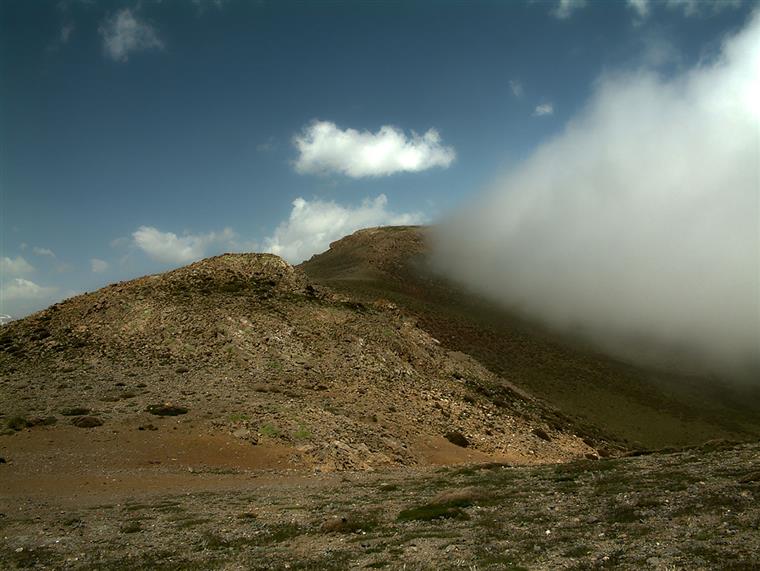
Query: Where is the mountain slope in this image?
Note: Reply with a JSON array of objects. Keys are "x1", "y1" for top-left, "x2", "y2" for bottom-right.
[
  {"x1": 301, "y1": 226, "x2": 760, "y2": 449},
  {"x1": 0, "y1": 252, "x2": 593, "y2": 482}
]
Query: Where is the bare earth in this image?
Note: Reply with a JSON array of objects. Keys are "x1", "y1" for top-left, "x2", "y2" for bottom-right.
[{"x1": 1, "y1": 440, "x2": 759, "y2": 569}]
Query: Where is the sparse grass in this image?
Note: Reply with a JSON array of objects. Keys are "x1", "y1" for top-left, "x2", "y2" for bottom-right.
[
  {"x1": 259, "y1": 423, "x2": 280, "y2": 438},
  {"x1": 563, "y1": 544, "x2": 593, "y2": 558},
  {"x1": 606, "y1": 504, "x2": 641, "y2": 524},
  {"x1": 293, "y1": 424, "x2": 311, "y2": 440},
  {"x1": 261, "y1": 522, "x2": 309, "y2": 544},
  {"x1": 397, "y1": 489, "x2": 485, "y2": 523},
  {"x1": 173, "y1": 517, "x2": 211, "y2": 529},
  {"x1": 228, "y1": 412, "x2": 249, "y2": 422},
  {"x1": 6, "y1": 415, "x2": 29, "y2": 431},
  {"x1": 398, "y1": 503, "x2": 469, "y2": 522}
]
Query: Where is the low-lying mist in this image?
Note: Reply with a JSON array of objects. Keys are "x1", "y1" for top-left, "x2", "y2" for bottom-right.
[{"x1": 433, "y1": 12, "x2": 759, "y2": 381}]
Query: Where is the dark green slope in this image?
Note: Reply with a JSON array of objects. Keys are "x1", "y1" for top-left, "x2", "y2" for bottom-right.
[{"x1": 301, "y1": 226, "x2": 760, "y2": 449}]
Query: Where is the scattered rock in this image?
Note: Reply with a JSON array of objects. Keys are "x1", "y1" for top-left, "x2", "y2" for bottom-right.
[
  {"x1": 138, "y1": 424, "x2": 158, "y2": 431},
  {"x1": 533, "y1": 428, "x2": 552, "y2": 441},
  {"x1": 444, "y1": 431, "x2": 469, "y2": 448}
]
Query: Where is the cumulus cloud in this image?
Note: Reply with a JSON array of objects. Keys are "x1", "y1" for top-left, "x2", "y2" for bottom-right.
[
  {"x1": 264, "y1": 195, "x2": 425, "y2": 264},
  {"x1": 32, "y1": 247, "x2": 55, "y2": 258},
  {"x1": 293, "y1": 121, "x2": 455, "y2": 178},
  {"x1": 551, "y1": 0, "x2": 587, "y2": 19},
  {"x1": 533, "y1": 103, "x2": 554, "y2": 116},
  {"x1": 1, "y1": 278, "x2": 57, "y2": 301},
  {"x1": 433, "y1": 12, "x2": 760, "y2": 379},
  {"x1": 627, "y1": 0, "x2": 650, "y2": 19},
  {"x1": 99, "y1": 9, "x2": 163, "y2": 62},
  {"x1": 90, "y1": 258, "x2": 109, "y2": 273},
  {"x1": 132, "y1": 226, "x2": 234, "y2": 265},
  {"x1": 0, "y1": 256, "x2": 34, "y2": 276}
]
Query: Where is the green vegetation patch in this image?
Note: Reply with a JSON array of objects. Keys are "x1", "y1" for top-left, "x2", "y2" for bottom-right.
[{"x1": 397, "y1": 488, "x2": 487, "y2": 522}]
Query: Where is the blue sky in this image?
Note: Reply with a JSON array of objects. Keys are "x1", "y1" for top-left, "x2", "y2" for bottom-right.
[{"x1": 0, "y1": 0, "x2": 756, "y2": 319}]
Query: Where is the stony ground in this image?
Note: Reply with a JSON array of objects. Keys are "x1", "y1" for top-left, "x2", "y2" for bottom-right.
[{"x1": 1, "y1": 442, "x2": 758, "y2": 570}]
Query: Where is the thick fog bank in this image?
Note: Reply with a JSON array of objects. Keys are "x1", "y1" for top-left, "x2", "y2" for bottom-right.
[{"x1": 433, "y1": 13, "x2": 760, "y2": 381}]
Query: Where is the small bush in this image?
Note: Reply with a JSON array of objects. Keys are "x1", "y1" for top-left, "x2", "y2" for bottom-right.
[
  {"x1": 120, "y1": 521, "x2": 142, "y2": 534},
  {"x1": 27, "y1": 416, "x2": 58, "y2": 427},
  {"x1": 398, "y1": 487, "x2": 486, "y2": 522},
  {"x1": 321, "y1": 513, "x2": 378, "y2": 534},
  {"x1": 61, "y1": 407, "x2": 90, "y2": 416},
  {"x1": 146, "y1": 404, "x2": 188, "y2": 416},
  {"x1": 6, "y1": 416, "x2": 29, "y2": 431},
  {"x1": 532, "y1": 427, "x2": 551, "y2": 441}
]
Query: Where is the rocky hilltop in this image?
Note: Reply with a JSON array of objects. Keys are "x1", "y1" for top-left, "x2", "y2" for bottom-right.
[{"x1": 0, "y1": 251, "x2": 594, "y2": 478}]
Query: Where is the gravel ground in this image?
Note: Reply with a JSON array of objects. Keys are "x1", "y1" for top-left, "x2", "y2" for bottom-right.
[{"x1": 1, "y1": 442, "x2": 758, "y2": 570}]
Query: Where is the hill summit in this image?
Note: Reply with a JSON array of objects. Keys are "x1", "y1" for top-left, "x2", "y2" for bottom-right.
[{"x1": 0, "y1": 250, "x2": 594, "y2": 481}]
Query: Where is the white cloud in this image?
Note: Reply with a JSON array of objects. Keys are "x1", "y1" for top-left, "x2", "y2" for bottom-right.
[
  {"x1": 533, "y1": 103, "x2": 554, "y2": 116},
  {"x1": 32, "y1": 247, "x2": 55, "y2": 258},
  {"x1": 110, "y1": 236, "x2": 130, "y2": 249},
  {"x1": 132, "y1": 226, "x2": 234, "y2": 265},
  {"x1": 1, "y1": 256, "x2": 34, "y2": 276},
  {"x1": 293, "y1": 121, "x2": 456, "y2": 178},
  {"x1": 510, "y1": 80, "x2": 524, "y2": 98},
  {"x1": 264, "y1": 195, "x2": 426, "y2": 264},
  {"x1": 90, "y1": 258, "x2": 109, "y2": 273},
  {"x1": 434, "y1": 12, "x2": 760, "y2": 379},
  {"x1": 551, "y1": 0, "x2": 587, "y2": 19},
  {"x1": 1, "y1": 278, "x2": 57, "y2": 301},
  {"x1": 627, "y1": 0, "x2": 650, "y2": 18},
  {"x1": 99, "y1": 9, "x2": 163, "y2": 62},
  {"x1": 666, "y1": 0, "x2": 741, "y2": 17}
]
